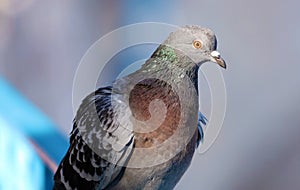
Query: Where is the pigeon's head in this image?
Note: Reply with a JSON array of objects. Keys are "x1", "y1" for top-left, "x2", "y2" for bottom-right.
[{"x1": 163, "y1": 25, "x2": 226, "y2": 69}]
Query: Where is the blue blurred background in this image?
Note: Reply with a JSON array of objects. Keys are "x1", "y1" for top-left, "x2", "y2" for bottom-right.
[{"x1": 0, "y1": 0, "x2": 300, "y2": 189}]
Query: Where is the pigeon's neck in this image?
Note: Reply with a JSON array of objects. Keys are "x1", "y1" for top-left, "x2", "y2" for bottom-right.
[
  {"x1": 139, "y1": 45, "x2": 200, "y2": 93},
  {"x1": 150, "y1": 45, "x2": 180, "y2": 63}
]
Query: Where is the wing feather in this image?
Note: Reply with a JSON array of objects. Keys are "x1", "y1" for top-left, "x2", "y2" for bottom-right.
[{"x1": 54, "y1": 87, "x2": 134, "y2": 190}]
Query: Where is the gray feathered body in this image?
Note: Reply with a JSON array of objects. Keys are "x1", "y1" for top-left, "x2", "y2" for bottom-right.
[{"x1": 53, "y1": 45, "x2": 206, "y2": 190}]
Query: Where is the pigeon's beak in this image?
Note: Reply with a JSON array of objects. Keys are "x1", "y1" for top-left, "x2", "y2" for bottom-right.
[{"x1": 210, "y1": 51, "x2": 226, "y2": 69}]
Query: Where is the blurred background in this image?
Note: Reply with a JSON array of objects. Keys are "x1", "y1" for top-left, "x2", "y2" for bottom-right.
[{"x1": 0, "y1": 0, "x2": 300, "y2": 189}]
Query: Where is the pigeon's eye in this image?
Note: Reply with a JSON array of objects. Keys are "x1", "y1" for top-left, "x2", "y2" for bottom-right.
[{"x1": 193, "y1": 40, "x2": 203, "y2": 49}]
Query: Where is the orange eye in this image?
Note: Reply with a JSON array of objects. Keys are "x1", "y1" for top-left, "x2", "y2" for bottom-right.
[{"x1": 193, "y1": 40, "x2": 203, "y2": 49}]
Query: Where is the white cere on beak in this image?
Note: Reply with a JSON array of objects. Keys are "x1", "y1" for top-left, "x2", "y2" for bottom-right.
[{"x1": 211, "y1": 51, "x2": 221, "y2": 59}]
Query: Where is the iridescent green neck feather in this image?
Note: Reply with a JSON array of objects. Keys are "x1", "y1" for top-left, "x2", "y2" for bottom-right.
[{"x1": 135, "y1": 45, "x2": 200, "y2": 93}]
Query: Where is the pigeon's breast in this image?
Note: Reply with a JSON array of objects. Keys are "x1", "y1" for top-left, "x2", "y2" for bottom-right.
[
  {"x1": 109, "y1": 78, "x2": 199, "y2": 189},
  {"x1": 128, "y1": 78, "x2": 182, "y2": 148}
]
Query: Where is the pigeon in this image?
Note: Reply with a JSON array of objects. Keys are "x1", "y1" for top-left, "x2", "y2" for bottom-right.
[{"x1": 53, "y1": 25, "x2": 226, "y2": 190}]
